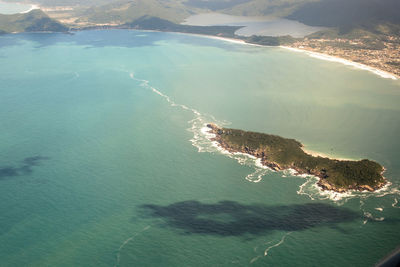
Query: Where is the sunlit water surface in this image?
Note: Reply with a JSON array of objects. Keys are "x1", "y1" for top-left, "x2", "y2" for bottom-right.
[{"x1": 0, "y1": 30, "x2": 399, "y2": 266}]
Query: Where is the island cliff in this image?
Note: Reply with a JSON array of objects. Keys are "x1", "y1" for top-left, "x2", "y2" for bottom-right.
[{"x1": 207, "y1": 124, "x2": 386, "y2": 193}]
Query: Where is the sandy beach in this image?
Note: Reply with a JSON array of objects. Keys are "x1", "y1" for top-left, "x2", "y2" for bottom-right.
[
  {"x1": 300, "y1": 147, "x2": 354, "y2": 161},
  {"x1": 180, "y1": 32, "x2": 399, "y2": 80},
  {"x1": 183, "y1": 33, "x2": 399, "y2": 80},
  {"x1": 280, "y1": 46, "x2": 399, "y2": 80}
]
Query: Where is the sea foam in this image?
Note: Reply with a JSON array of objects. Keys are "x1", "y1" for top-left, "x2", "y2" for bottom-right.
[
  {"x1": 127, "y1": 71, "x2": 400, "y2": 206},
  {"x1": 264, "y1": 232, "x2": 292, "y2": 256}
]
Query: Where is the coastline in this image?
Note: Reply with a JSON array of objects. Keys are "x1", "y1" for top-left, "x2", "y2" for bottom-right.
[
  {"x1": 145, "y1": 29, "x2": 399, "y2": 80},
  {"x1": 279, "y1": 46, "x2": 399, "y2": 80},
  {"x1": 188, "y1": 33, "x2": 399, "y2": 80},
  {"x1": 157, "y1": 31, "x2": 399, "y2": 80},
  {"x1": 153, "y1": 30, "x2": 399, "y2": 80},
  {"x1": 9, "y1": 21, "x2": 397, "y2": 80},
  {"x1": 206, "y1": 123, "x2": 387, "y2": 193}
]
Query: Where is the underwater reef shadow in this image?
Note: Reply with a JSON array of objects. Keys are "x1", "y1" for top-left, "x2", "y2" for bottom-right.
[
  {"x1": 139, "y1": 200, "x2": 359, "y2": 237},
  {"x1": 0, "y1": 156, "x2": 49, "y2": 180}
]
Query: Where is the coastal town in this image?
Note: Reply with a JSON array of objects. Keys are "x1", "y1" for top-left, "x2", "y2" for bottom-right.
[{"x1": 287, "y1": 36, "x2": 400, "y2": 78}]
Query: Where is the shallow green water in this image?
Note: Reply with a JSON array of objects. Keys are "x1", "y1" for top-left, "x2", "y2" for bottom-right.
[{"x1": 0, "y1": 30, "x2": 399, "y2": 266}]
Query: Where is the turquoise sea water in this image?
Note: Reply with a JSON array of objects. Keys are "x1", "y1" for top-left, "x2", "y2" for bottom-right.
[{"x1": 0, "y1": 30, "x2": 399, "y2": 266}]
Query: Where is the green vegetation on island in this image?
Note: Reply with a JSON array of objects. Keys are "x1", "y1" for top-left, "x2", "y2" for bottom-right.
[
  {"x1": 207, "y1": 124, "x2": 386, "y2": 192},
  {"x1": 0, "y1": 9, "x2": 68, "y2": 33}
]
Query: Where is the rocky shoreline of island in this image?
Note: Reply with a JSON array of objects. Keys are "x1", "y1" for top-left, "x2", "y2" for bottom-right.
[{"x1": 206, "y1": 123, "x2": 387, "y2": 193}]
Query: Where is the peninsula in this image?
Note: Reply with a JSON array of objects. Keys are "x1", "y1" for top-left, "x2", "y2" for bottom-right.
[{"x1": 207, "y1": 124, "x2": 386, "y2": 193}]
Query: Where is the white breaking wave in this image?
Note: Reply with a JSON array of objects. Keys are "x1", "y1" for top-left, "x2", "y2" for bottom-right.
[
  {"x1": 246, "y1": 168, "x2": 269, "y2": 183},
  {"x1": 129, "y1": 72, "x2": 272, "y2": 183},
  {"x1": 264, "y1": 232, "x2": 292, "y2": 256},
  {"x1": 297, "y1": 174, "x2": 400, "y2": 205},
  {"x1": 360, "y1": 199, "x2": 387, "y2": 225},
  {"x1": 363, "y1": 211, "x2": 385, "y2": 222},
  {"x1": 250, "y1": 255, "x2": 262, "y2": 264},
  {"x1": 128, "y1": 71, "x2": 400, "y2": 205},
  {"x1": 114, "y1": 225, "x2": 151, "y2": 267},
  {"x1": 392, "y1": 198, "x2": 400, "y2": 208}
]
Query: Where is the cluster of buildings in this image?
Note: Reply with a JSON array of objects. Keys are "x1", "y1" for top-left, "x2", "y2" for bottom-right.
[{"x1": 289, "y1": 36, "x2": 400, "y2": 77}]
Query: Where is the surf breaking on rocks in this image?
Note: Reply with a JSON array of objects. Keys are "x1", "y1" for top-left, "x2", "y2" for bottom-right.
[{"x1": 128, "y1": 72, "x2": 399, "y2": 204}]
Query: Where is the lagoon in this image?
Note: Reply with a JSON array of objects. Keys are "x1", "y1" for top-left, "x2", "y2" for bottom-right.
[{"x1": 182, "y1": 13, "x2": 326, "y2": 37}]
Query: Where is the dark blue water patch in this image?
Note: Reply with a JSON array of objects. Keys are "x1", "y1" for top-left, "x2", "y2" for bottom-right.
[
  {"x1": 0, "y1": 156, "x2": 49, "y2": 180},
  {"x1": 0, "y1": 30, "x2": 169, "y2": 49},
  {"x1": 0, "y1": 32, "x2": 70, "y2": 48},
  {"x1": 0, "y1": 35, "x2": 25, "y2": 48},
  {"x1": 0, "y1": 30, "x2": 251, "y2": 51},
  {"x1": 140, "y1": 201, "x2": 359, "y2": 237}
]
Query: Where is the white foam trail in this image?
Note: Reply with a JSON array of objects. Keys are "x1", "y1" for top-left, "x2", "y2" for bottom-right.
[
  {"x1": 129, "y1": 72, "x2": 226, "y2": 154},
  {"x1": 360, "y1": 199, "x2": 365, "y2": 209},
  {"x1": 392, "y1": 198, "x2": 400, "y2": 208},
  {"x1": 114, "y1": 225, "x2": 151, "y2": 267},
  {"x1": 128, "y1": 72, "x2": 273, "y2": 183},
  {"x1": 296, "y1": 176, "x2": 317, "y2": 201},
  {"x1": 264, "y1": 232, "x2": 292, "y2": 256},
  {"x1": 296, "y1": 174, "x2": 400, "y2": 205},
  {"x1": 280, "y1": 46, "x2": 398, "y2": 80},
  {"x1": 363, "y1": 211, "x2": 384, "y2": 222},
  {"x1": 128, "y1": 71, "x2": 400, "y2": 206},
  {"x1": 250, "y1": 255, "x2": 261, "y2": 264},
  {"x1": 246, "y1": 168, "x2": 269, "y2": 183},
  {"x1": 129, "y1": 73, "x2": 202, "y2": 117},
  {"x1": 360, "y1": 199, "x2": 386, "y2": 225}
]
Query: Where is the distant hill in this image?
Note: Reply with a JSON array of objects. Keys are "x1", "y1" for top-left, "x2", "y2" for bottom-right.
[
  {"x1": 287, "y1": 0, "x2": 400, "y2": 30},
  {"x1": 184, "y1": 0, "x2": 252, "y2": 11},
  {"x1": 79, "y1": 0, "x2": 318, "y2": 24},
  {"x1": 123, "y1": 16, "x2": 241, "y2": 37},
  {"x1": 2, "y1": 0, "x2": 398, "y2": 40},
  {"x1": 219, "y1": 0, "x2": 316, "y2": 17},
  {"x1": 79, "y1": 0, "x2": 194, "y2": 24},
  {"x1": 0, "y1": 9, "x2": 68, "y2": 33},
  {"x1": 1, "y1": 0, "x2": 114, "y2": 7}
]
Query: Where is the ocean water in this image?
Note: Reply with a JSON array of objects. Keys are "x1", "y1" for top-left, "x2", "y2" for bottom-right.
[{"x1": 0, "y1": 30, "x2": 399, "y2": 266}]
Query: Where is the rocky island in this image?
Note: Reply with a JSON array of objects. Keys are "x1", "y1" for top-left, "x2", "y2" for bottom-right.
[{"x1": 207, "y1": 124, "x2": 386, "y2": 193}]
